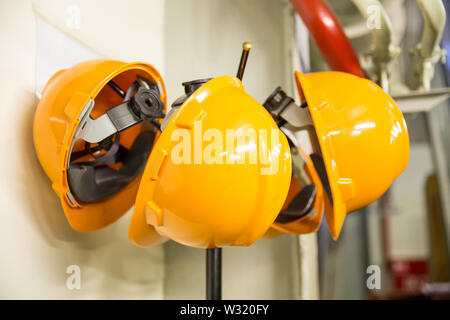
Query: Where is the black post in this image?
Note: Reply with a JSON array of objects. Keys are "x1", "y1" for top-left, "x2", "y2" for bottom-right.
[{"x1": 206, "y1": 248, "x2": 222, "y2": 300}]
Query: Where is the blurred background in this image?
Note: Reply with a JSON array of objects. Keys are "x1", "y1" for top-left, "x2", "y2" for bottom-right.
[
  {"x1": 315, "y1": 0, "x2": 450, "y2": 299},
  {"x1": 0, "y1": 0, "x2": 449, "y2": 299}
]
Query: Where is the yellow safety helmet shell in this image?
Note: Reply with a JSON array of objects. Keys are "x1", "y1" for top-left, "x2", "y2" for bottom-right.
[
  {"x1": 33, "y1": 59, "x2": 166, "y2": 232},
  {"x1": 128, "y1": 76, "x2": 292, "y2": 248},
  {"x1": 295, "y1": 71, "x2": 409, "y2": 239},
  {"x1": 271, "y1": 146, "x2": 324, "y2": 235}
]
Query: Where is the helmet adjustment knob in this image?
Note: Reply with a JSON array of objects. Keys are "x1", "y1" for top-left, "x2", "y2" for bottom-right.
[{"x1": 130, "y1": 87, "x2": 165, "y2": 120}]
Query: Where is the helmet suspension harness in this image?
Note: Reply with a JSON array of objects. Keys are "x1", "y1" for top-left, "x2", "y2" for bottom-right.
[{"x1": 68, "y1": 76, "x2": 165, "y2": 203}]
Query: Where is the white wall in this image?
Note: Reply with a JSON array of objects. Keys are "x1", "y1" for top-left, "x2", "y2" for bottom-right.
[{"x1": 0, "y1": 0, "x2": 165, "y2": 299}]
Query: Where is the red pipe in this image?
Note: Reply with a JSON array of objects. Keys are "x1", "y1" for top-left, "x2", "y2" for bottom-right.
[{"x1": 290, "y1": 0, "x2": 365, "y2": 77}]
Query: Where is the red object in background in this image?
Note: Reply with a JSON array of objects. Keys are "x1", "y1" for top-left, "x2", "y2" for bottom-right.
[
  {"x1": 391, "y1": 260, "x2": 429, "y2": 293},
  {"x1": 290, "y1": 0, "x2": 365, "y2": 77}
]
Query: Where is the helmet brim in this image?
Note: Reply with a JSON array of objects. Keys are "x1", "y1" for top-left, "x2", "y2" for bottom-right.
[{"x1": 294, "y1": 71, "x2": 347, "y2": 240}]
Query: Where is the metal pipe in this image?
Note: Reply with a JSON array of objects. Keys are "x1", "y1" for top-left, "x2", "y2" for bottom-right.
[{"x1": 289, "y1": 0, "x2": 365, "y2": 77}]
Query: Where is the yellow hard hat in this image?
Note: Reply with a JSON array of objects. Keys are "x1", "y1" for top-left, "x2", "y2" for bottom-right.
[
  {"x1": 295, "y1": 71, "x2": 409, "y2": 239},
  {"x1": 128, "y1": 76, "x2": 292, "y2": 248},
  {"x1": 33, "y1": 59, "x2": 166, "y2": 232}
]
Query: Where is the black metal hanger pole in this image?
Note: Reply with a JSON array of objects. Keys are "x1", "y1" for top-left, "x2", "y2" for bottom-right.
[{"x1": 206, "y1": 248, "x2": 222, "y2": 300}]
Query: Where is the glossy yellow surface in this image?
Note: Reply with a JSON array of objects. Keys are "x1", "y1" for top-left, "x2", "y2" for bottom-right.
[
  {"x1": 295, "y1": 71, "x2": 409, "y2": 239},
  {"x1": 33, "y1": 59, "x2": 166, "y2": 232},
  {"x1": 128, "y1": 76, "x2": 292, "y2": 248},
  {"x1": 271, "y1": 146, "x2": 324, "y2": 235}
]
